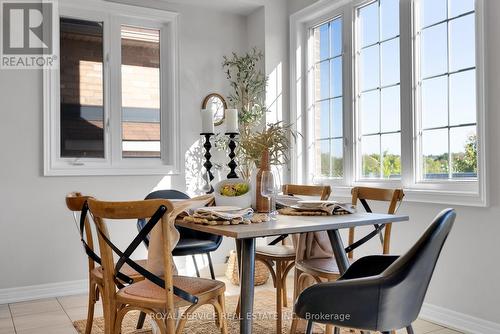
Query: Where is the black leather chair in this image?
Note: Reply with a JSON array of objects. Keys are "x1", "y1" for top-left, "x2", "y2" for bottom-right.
[
  {"x1": 137, "y1": 190, "x2": 223, "y2": 279},
  {"x1": 293, "y1": 208, "x2": 456, "y2": 334}
]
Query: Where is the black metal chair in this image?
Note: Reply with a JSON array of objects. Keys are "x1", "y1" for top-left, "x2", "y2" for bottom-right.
[
  {"x1": 292, "y1": 208, "x2": 456, "y2": 334},
  {"x1": 137, "y1": 190, "x2": 223, "y2": 279}
]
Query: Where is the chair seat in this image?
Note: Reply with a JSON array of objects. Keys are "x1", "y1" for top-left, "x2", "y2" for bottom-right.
[
  {"x1": 296, "y1": 257, "x2": 356, "y2": 280},
  {"x1": 116, "y1": 276, "x2": 225, "y2": 308},
  {"x1": 172, "y1": 238, "x2": 220, "y2": 256},
  {"x1": 255, "y1": 245, "x2": 296, "y2": 260},
  {"x1": 91, "y1": 259, "x2": 148, "y2": 283}
]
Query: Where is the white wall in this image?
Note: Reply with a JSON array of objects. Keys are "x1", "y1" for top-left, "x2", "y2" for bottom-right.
[{"x1": 0, "y1": 0, "x2": 248, "y2": 289}]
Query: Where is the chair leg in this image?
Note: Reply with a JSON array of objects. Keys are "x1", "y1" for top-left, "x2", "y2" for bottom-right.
[
  {"x1": 192, "y1": 255, "x2": 200, "y2": 277},
  {"x1": 306, "y1": 320, "x2": 313, "y2": 334},
  {"x1": 406, "y1": 325, "x2": 415, "y2": 334},
  {"x1": 136, "y1": 312, "x2": 146, "y2": 329},
  {"x1": 325, "y1": 324, "x2": 333, "y2": 334},
  {"x1": 275, "y1": 261, "x2": 283, "y2": 334},
  {"x1": 85, "y1": 280, "x2": 97, "y2": 334},
  {"x1": 218, "y1": 294, "x2": 228, "y2": 334},
  {"x1": 333, "y1": 327, "x2": 340, "y2": 334},
  {"x1": 207, "y1": 252, "x2": 216, "y2": 279}
]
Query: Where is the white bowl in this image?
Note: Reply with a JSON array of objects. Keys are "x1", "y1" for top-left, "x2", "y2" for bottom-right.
[{"x1": 214, "y1": 178, "x2": 252, "y2": 209}]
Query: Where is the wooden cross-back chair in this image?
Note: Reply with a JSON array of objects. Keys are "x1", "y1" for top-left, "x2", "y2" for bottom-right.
[
  {"x1": 291, "y1": 186, "x2": 404, "y2": 334},
  {"x1": 87, "y1": 198, "x2": 228, "y2": 334},
  {"x1": 65, "y1": 193, "x2": 148, "y2": 334},
  {"x1": 252, "y1": 184, "x2": 331, "y2": 334}
]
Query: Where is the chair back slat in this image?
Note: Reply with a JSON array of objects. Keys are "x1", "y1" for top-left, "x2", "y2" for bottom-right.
[
  {"x1": 349, "y1": 187, "x2": 405, "y2": 257},
  {"x1": 282, "y1": 184, "x2": 331, "y2": 200},
  {"x1": 65, "y1": 192, "x2": 97, "y2": 270},
  {"x1": 87, "y1": 198, "x2": 177, "y2": 332}
]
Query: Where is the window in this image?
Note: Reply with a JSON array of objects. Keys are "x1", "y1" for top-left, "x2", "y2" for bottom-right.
[
  {"x1": 356, "y1": 0, "x2": 401, "y2": 180},
  {"x1": 291, "y1": 0, "x2": 486, "y2": 205},
  {"x1": 120, "y1": 26, "x2": 161, "y2": 158},
  {"x1": 44, "y1": 1, "x2": 179, "y2": 176},
  {"x1": 415, "y1": 0, "x2": 477, "y2": 181},
  {"x1": 312, "y1": 17, "x2": 344, "y2": 178},
  {"x1": 60, "y1": 18, "x2": 105, "y2": 158}
]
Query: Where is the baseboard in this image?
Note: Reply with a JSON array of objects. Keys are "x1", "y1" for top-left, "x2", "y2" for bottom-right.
[
  {"x1": 0, "y1": 279, "x2": 88, "y2": 304},
  {"x1": 420, "y1": 303, "x2": 500, "y2": 334}
]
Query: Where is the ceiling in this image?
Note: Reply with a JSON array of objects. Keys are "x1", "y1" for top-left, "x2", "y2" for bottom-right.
[{"x1": 157, "y1": 0, "x2": 265, "y2": 15}]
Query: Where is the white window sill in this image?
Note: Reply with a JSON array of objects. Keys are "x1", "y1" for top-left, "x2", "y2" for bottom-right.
[
  {"x1": 43, "y1": 164, "x2": 180, "y2": 176},
  {"x1": 325, "y1": 185, "x2": 488, "y2": 208}
]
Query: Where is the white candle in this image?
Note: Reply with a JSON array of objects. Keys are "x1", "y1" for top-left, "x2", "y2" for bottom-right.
[
  {"x1": 225, "y1": 109, "x2": 239, "y2": 133},
  {"x1": 201, "y1": 109, "x2": 214, "y2": 134}
]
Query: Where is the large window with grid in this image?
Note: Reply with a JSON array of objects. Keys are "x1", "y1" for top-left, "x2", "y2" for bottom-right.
[
  {"x1": 295, "y1": 0, "x2": 485, "y2": 205},
  {"x1": 355, "y1": 0, "x2": 401, "y2": 180},
  {"x1": 313, "y1": 16, "x2": 344, "y2": 178},
  {"x1": 416, "y1": 0, "x2": 477, "y2": 180}
]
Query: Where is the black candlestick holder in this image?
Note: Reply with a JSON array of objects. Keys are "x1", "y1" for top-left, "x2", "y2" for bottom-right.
[
  {"x1": 201, "y1": 133, "x2": 215, "y2": 193},
  {"x1": 226, "y1": 132, "x2": 239, "y2": 179}
]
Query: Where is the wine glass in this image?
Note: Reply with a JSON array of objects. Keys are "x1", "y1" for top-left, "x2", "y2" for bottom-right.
[
  {"x1": 200, "y1": 169, "x2": 212, "y2": 194},
  {"x1": 260, "y1": 170, "x2": 280, "y2": 218}
]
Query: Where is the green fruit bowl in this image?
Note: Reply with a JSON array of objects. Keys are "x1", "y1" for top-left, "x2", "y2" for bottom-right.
[{"x1": 214, "y1": 178, "x2": 252, "y2": 209}]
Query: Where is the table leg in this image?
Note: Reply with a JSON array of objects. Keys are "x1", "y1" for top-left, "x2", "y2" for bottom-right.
[
  {"x1": 240, "y1": 238, "x2": 255, "y2": 334},
  {"x1": 327, "y1": 229, "x2": 349, "y2": 274}
]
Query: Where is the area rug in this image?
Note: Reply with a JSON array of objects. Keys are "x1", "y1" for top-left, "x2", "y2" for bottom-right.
[{"x1": 73, "y1": 290, "x2": 349, "y2": 334}]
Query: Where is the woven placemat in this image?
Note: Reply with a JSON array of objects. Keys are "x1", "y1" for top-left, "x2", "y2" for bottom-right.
[{"x1": 278, "y1": 207, "x2": 351, "y2": 216}]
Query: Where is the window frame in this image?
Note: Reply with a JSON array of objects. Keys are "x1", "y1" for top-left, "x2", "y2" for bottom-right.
[
  {"x1": 290, "y1": 0, "x2": 487, "y2": 206},
  {"x1": 43, "y1": 0, "x2": 180, "y2": 176}
]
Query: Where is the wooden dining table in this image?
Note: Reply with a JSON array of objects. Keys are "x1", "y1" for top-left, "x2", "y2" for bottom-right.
[{"x1": 176, "y1": 212, "x2": 409, "y2": 334}]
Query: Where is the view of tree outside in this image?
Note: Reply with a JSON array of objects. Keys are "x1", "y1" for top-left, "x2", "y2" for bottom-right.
[{"x1": 312, "y1": 0, "x2": 478, "y2": 181}]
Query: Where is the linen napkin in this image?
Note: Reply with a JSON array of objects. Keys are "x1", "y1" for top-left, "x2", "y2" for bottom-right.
[{"x1": 147, "y1": 194, "x2": 215, "y2": 276}]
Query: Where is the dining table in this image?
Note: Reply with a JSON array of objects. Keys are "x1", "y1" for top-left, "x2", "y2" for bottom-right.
[{"x1": 176, "y1": 211, "x2": 410, "y2": 334}]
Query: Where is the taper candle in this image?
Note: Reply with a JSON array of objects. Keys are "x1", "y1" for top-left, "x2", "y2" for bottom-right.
[
  {"x1": 225, "y1": 109, "x2": 239, "y2": 133},
  {"x1": 201, "y1": 109, "x2": 214, "y2": 134}
]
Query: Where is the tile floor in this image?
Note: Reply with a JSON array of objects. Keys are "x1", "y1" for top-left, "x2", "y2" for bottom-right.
[{"x1": 0, "y1": 276, "x2": 462, "y2": 334}]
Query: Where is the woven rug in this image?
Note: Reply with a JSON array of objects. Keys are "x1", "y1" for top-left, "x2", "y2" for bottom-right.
[{"x1": 73, "y1": 290, "x2": 350, "y2": 334}]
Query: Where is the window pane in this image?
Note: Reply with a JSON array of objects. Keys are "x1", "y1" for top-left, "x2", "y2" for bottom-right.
[
  {"x1": 121, "y1": 26, "x2": 161, "y2": 158},
  {"x1": 360, "y1": 44, "x2": 380, "y2": 91},
  {"x1": 330, "y1": 57, "x2": 342, "y2": 98},
  {"x1": 449, "y1": 70, "x2": 476, "y2": 126},
  {"x1": 316, "y1": 100, "x2": 330, "y2": 139},
  {"x1": 359, "y1": 2, "x2": 379, "y2": 47},
  {"x1": 381, "y1": 133, "x2": 401, "y2": 179},
  {"x1": 60, "y1": 18, "x2": 105, "y2": 158},
  {"x1": 449, "y1": 0, "x2": 474, "y2": 18},
  {"x1": 421, "y1": 76, "x2": 448, "y2": 129},
  {"x1": 318, "y1": 140, "x2": 330, "y2": 177},
  {"x1": 421, "y1": 23, "x2": 448, "y2": 78},
  {"x1": 362, "y1": 135, "x2": 381, "y2": 178},
  {"x1": 421, "y1": 0, "x2": 447, "y2": 27},
  {"x1": 330, "y1": 18, "x2": 342, "y2": 58},
  {"x1": 331, "y1": 138, "x2": 344, "y2": 177},
  {"x1": 381, "y1": 37, "x2": 400, "y2": 86},
  {"x1": 317, "y1": 61, "x2": 330, "y2": 100},
  {"x1": 360, "y1": 90, "x2": 380, "y2": 135},
  {"x1": 450, "y1": 126, "x2": 477, "y2": 177},
  {"x1": 319, "y1": 23, "x2": 329, "y2": 61},
  {"x1": 381, "y1": 85, "x2": 400, "y2": 132},
  {"x1": 331, "y1": 98, "x2": 343, "y2": 138},
  {"x1": 380, "y1": 0, "x2": 399, "y2": 40},
  {"x1": 422, "y1": 129, "x2": 449, "y2": 179},
  {"x1": 449, "y1": 14, "x2": 475, "y2": 72}
]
